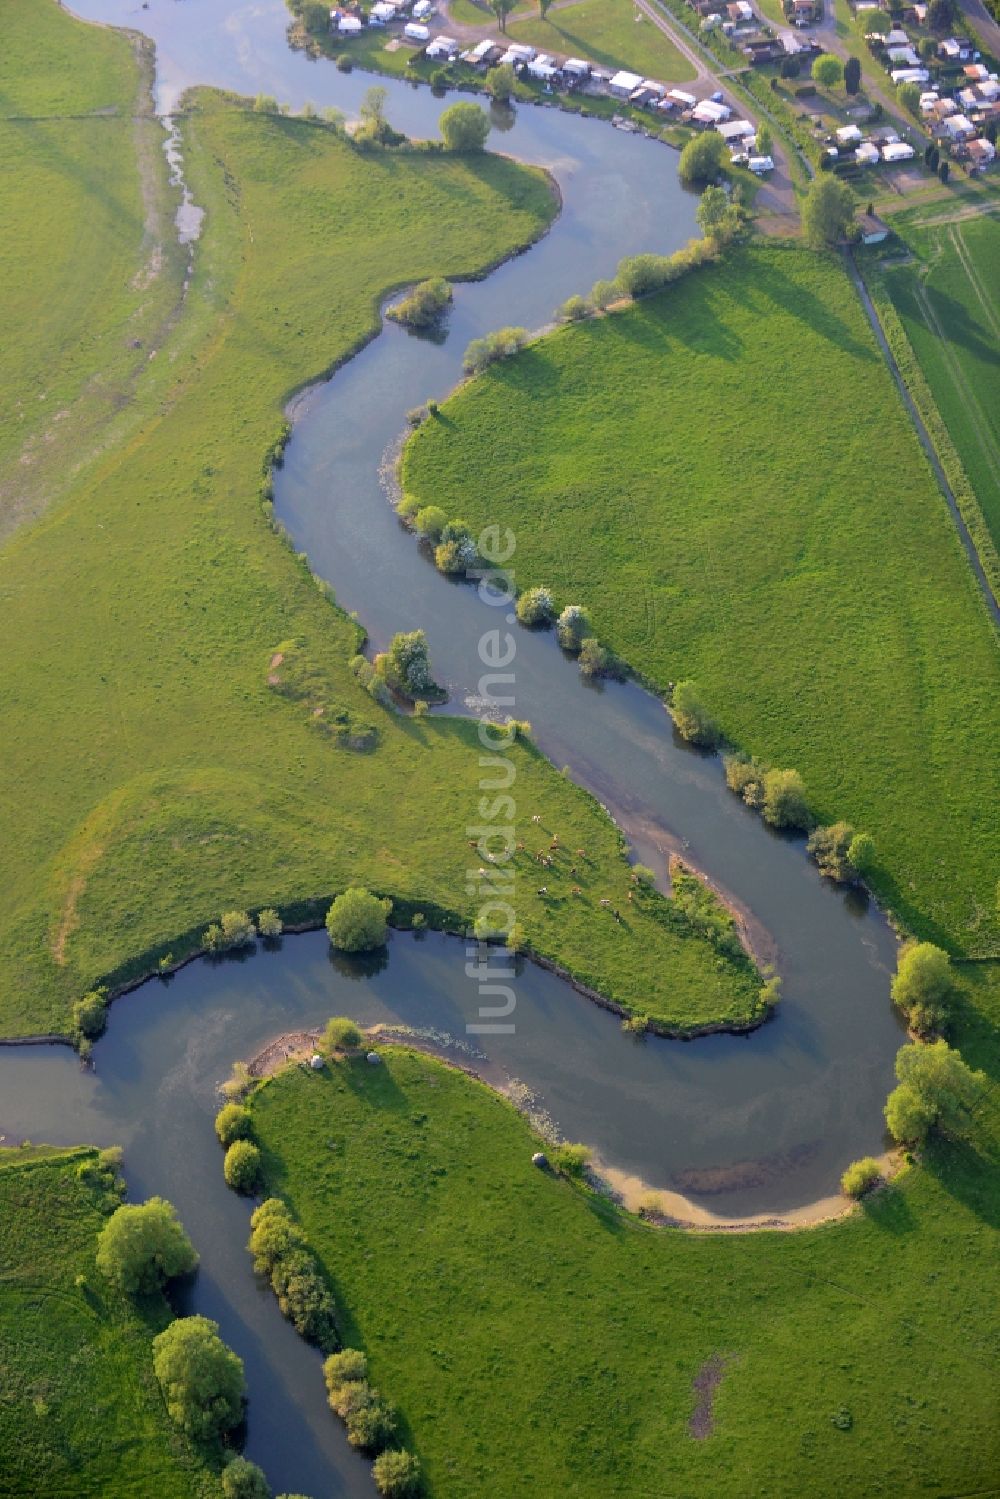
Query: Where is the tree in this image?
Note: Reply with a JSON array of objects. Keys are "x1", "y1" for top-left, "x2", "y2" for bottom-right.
[
  {"x1": 844, "y1": 54, "x2": 861, "y2": 94},
  {"x1": 299, "y1": 0, "x2": 330, "y2": 34},
  {"x1": 841, "y1": 1156, "x2": 881, "y2": 1197},
  {"x1": 321, "y1": 1015, "x2": 363, "y2": 1053},
  {"x1": 382, "y1": 629, "x2": 437, "y2": 696},
  {"x1": 439, "y1": 101, "x2": 491, "y2": 152},
  {"x1": 801, "y1": 174, "x2": 854, "y2": 247},
  {"x1": 386, "y1": 277, "x2": 452, "y2": 330},
  {"x1": 224, "y1": 1140, "x2": 262, "y2": 1193},
  {"x1": 678, "y1": 130, "x2": 726, "y2": 187},
  {"x1": 669, "y1": 681, "x2": 720, "y2": 748},
  {"x1": 755, "y1": 122, "x2": 773, "y2": 157},
  {"x1": 215, "y1": 1102, "x2": 253, "y2": 1147},
  {"x1": 938, "y1": 159, "x2": 950, "y2": 184},
  {"x1": 806, "y1": 821, "x2": 856, "y2": 881},
  {"x1": 203, "y1": 909, "x2": 256, "y2": 953},
  {"x1": 812, "y1": 53, "x2": 844, "y2": 90},
  {"x1": 489, "y1": 0, "x2": 517, "y2": 30},
  {"x1": 222, "y1": 1457, "x2": 271, "y2": 1499},
  {"x1": 886, "y1": 1039, "x2": 985, "y2": 1142},
  {"x1": 413, "y1": 504, "x2": 447, "y2": 540},
  {"x1": 861, "y1": 8, "x2": 890, "y2": 32},
  {"x1": 891, "y1": 942, "x2": 954, "y2": 1035},
  {"x1": 96, "y1": 1198, "x2": 198, "y2": 1295},
  {"x1": 152, "y1": 1315, "x2": 245, "y2": 1440},
  {"x1": 257, "y1": 907, "x2": 283, "y2": 939},
  {"x1": 515, "y1": 586, "x2": 556, "y2": 626},
  {"x1": 780, "y1": 54, "x2": 801, "y2": 78},
  {"x1": 73, "y1": 988, "x2": 108, "y2": 1040},
  {"x1": 485, "y1": 62, "x2": 516, "y2": 101},
  {"x1": 326, "y1": 887, "x2": 391, "y2": 951},
  {"x1": 558, "y1": 293, "x2": 588, "y2": 321},
  {"x1": 360, "y1": 85, "x2": 387, "y2": 132},
  {"x1": 373, "y1": 1450, "x2": 422, "y2": 1497},
  {"x1": 761, "y1": 768, "x2": 811, "y2": 829},
  {"x1": 538, "y1": 0, "x2": 554, "y2": 14},
  {"x1": 589, "y1": 278, "x2": 619, "y2": 309},
  {"x1": 556, "y1": 604, "x2": 592, "y2": 652},
  {"x1": 696, "y1": 183, "x2": 742, "y2": 243},
  {"x1": 896, "y1": 81, "x2": 921, "y2": 116},
  {"x1": 927, "y1": 0, "x2": 957, "y2": 31},
  {"x1": 847, "y1": 830, "x2": 875, "y2": 877}
]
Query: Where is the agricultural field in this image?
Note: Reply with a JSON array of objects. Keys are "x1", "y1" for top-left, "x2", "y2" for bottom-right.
[
  {"x1": 507, "y1": 0, "x2": 696, "y2": 82},
  {"x1": 877, "y1": 207, "x2": 1000, "y2": 553},
  {"x1": 402, "y1": 242, "x2": 1000, "y2": 955},
  {"x1": 0, "y1": 4, "x2": 756, "y2": 1040},
  {"x1": 0, "y1": 1146, "x2": 218, "y2": 1498},
  {"x1": 247, "y1": 960, "x2": 1000, "y2": 1498}
]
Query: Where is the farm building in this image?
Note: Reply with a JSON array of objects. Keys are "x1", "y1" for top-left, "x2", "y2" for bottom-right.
[{"x1": 858, "y1": 211, "x2": 890, "y2": 244}]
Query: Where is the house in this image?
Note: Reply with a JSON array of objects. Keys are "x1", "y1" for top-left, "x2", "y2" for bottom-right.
[
  {"x1": 858, "y1": 210, "x2": 890, "y2": 243},
  {"x1": 779, "y1": 29, "x2": 804, "y2": 51},
  {"x1": 629, "y1": 85, "x2": 662, "y2": 106},
  {"x1": 403, "y1": 20, "x2": 430, "y2": 40},
  {"x1": 919, "y1": 90, "x2": 939, "y2": 112},
  {"x1": 963, "y1": 63, "x2": 989, "y2": 81},
  {"x1": 609, "y1": 68, "x2": 644, "y2": 97},
  {"x1": 881, "y1": 140, "x2": 915, "y2": 160},
  {"x1": 966, "y1": 136, "x2": 996, "y2": 166},
  {"x1": 856, "y1": 141, "x2": 881, "y2": 164}
]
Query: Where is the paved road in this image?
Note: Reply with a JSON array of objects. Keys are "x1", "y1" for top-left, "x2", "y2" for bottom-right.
[{"x1": 959, "y1": 0, "x2": 1000, "y2": 54}]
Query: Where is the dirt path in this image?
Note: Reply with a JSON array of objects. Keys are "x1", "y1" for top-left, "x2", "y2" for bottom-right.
[{"x1": 958, "y1": 0, "x2": 1000, "y2": 55}]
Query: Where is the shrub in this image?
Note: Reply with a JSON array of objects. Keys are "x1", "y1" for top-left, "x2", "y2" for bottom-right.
[
  {"x1": 558, "y1": 294, "x2": 588, "y2": 322},
  {"x1": 515, "y1": 586, "x2": 556, "y2": 626},
  {"x1": 387, "y1": 278, "x2": 452, "y2": 329},
  {"x1": 215, "y1": 1102, "x2": 253, "y2": 1147},
  {"x1": 622, "y1": 1013, "x2": 649, "y2": 1035},
  {"x1": 222, "y1": 1457, "x2": 270, "y2": 1499},
  {"x1": 204, "y1": 909, "x2": 257, "y2": 952},
  {"x1": 439, "y1": 101, "x2": 490, "y2": 152},
  {"x1": 257, "y1": 907, "x2": 283, "y2": 939},
  {"x1": 724, "y1": 753, "x2": 765, "y2": 807},
  {"x1": 552, "y1": 1142, "x2": 591, "y2": 1177},
  {"x1": 669, "y1": 680, "x2": 719, "y2": 748},
  {"x1": 891, "y1": 942, "x2": 954, "y2": 1037},
  {"x1": 96, "y1": 1198, "x2": 198, "y2": 1294},
  {"x1": 346, "y1": 1390, "x2": 398, "y2": 1451},
  {"x1": 761, "y1": 769, "x2": 810, "y2": 829},
  {"x1": 578, "y1": 637, "x2": 625, "y2": 680},
  {"x1": 373, "y1": 1450, "x2": 422, "y2": 1497},
  {"x1": 152, "y1": 1315, "x2": 245, "y2": 1440},
  {"x1": 250, "y1": 1201, "x2": 338, "y2": 1348},
  {"x1": 413, "y1": 504, "x2": 447, "y2": 541},
  {"x1": 847, "y1": 831, "x2": 875, "y2": 877},
  {"x1": 812, "y1": 53, "x2": 844, "y2": 89},
  {"x1": 322, "y1": 1015, "x2": 363, "y2": 1053},
  {"x1": 462, "y1": 326, "x2": 527, "y2": 374},
  {"x1": 324, "y1": 1348, "x2": 368, "y2": 1396},
  {"x1": 224, "y1": 1140, "x2": 262, "y2": 1194},
  {"x1": 678, "y1": 130, "x2": 727, "y2": 186},
  {"x1": 381, "y1": 629, "x2": 438, "y2": 697},
  {"x1": 221, "y1": 1060, "x2": 253, "y2": 1102},
  {"x1": 806, "y1": 821, "x2": 856, "y2": 881},
  {"x1": 555, "y1": 604, "x2": 591, "y2": 652},
  {"x1": 841, "y1": 1156, "x2": 881, "y2": 1198},
  {"x1": 336, "y1": 52, "x2": 353, "y2": 72},
  {"x1": 72, "y1": 987, "x2": 108, "y2": 1040},
  {"x1": 326, "y1": 887, "x2": 392, "y2": 951},
  {"x1": 249, "y1": 1198, "x2": 303, "y2": 1277},
  {"x1": 589, "y1": 277, "x2": 620, "y2": 310}
]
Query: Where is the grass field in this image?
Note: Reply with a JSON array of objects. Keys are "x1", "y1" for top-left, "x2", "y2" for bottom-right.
[
  {"x1": 879, "y1": 208, "x2": 1000, "y2": 554},
  {"x1": 402, "y1": 242, "x2": 1000, "y2": 955},
  {"x1": 0, "y1": 0, "x2": 186, "y2": 544},
  {"x1": 0, "y1": 1146, "x2": 218, "y2": 1498},
  {"x1": 507, "y1": 0, "x2": 696, "y2": 81},
  {"x1": 248, "y1": 959, "x2": 1000, "y2": 1498},
  {"x1": 0, "y1": 1, "x2": 757, "y2": 1039}
]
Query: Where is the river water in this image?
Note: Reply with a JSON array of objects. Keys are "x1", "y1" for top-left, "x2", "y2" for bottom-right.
[{"x1": 7, "y1": 1, "x2": 904, "y2": 1491}]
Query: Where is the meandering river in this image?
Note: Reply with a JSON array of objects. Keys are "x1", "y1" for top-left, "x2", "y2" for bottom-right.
[{"x1": 6, "y1": 1, "x2": 904, "y2": 1490}]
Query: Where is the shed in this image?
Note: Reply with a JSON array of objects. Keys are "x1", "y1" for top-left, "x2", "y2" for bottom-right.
[
  {"x1": 858, "y1": 210, "x2": 890, "y2": 243},
  {"x1": 609, "y1": 68, "x2": 644, "y2": 96}
]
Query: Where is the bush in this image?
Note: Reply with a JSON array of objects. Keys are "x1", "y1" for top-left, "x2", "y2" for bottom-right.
[
  {"x1": 552, "y1": 1142, "x2": 591, "y2": 1177},
  {"x1": 250, "y1": 1200, "x2": 338, "y2": 1348},
  {"x1": 152, "y1": 1315, "x2": 245, "y2": 1440},
  {"x1": 336, "y1": 52, "x2": 353, "y2": 72},
  {"x1": 325, "y1": 1348, "x2": 368, "y2": 1395},
  {"x1": 439, "y1": 101, "x2": 490, "y2": 151},
  {"x1": 891, "y1": 942, "x2": 954, "y2": 1036},
  {"x1": 346, "y1": 1389, "x2": 398, "y2": 1451},
  {"x1": 463, "y1": 326, "x2": 528, "y2": 373},
  {"x1": 373, "y1": 1450, "x2": 422, "y2": 1497},
  {"x1": 578, "y1": 637, "x2": 625, "y2": 680},
  {"x1": 72, "y1": 987, "x2": 108, "y2": 1040},
  {"x1": 761, "y1": 769, "x2": 810, "y2": 829},
  {"x1": 322, "y1": 1015, "x2": 363, "y2": 1053},
  {"x1": 669, "y1": 680, "x2": 719, "y2": 748},
  {"x1": 622, "y1": 1013, "x2": 649, "y2": 1035},
  {"x1": 724, "y1": 753, "x2": 765, "y2": 807},
  {"x1": 203, "y1": 909, "x2": 257, "y2": 953},
  {"x1": 222, "y1": 1457, "x2": 270, "y2": 1499},
  {"x1": 841, "y1": 1156, "x2": 881, "y2": 1198},
  {"x1": 326, "y1": 887, "x2": 392, "y2": 951},
  {"x1": 555, "y1": 604, "x2": 591, "y2": 652},
  {"x1": 806, "y1": 821, "x2": 856, "y2": 881},
  {"x1": 557, "y1": 294, "x2": 588, "y2": 322},
  {"x1": 257, "y1": 907, "x2": 283, "y2": 939},
  {"x1": 249, "y1": 1198, "x2": 302, "y2": 1277},
  {"x1": 847, "y1": 831, "x2": 875, "y2": 877},
  {"x1": 589, "y1": 277, "x2": 620, "y2": 310},
  {"x1": 96, "y1": 1198, "x2": 198, "y2": 1294},
  {"x1": 413, "y1": 504, "x2": 447, "y2": 541},
  {"x1": 515, "y1": 586, "x2": 556, "y2": 626},
  {"x1": 678, "y1": 130, "x2": 727, "y2": 187},
  {"x1": 224, "y1": 1140, "x2": 262, "y2": 1194},
  {"x1": 215, "y1": 1103, "x2": 253, "y2": 1147},
  {"x1": 387, "y1": 278, "x2": 452, "y2": 329}
]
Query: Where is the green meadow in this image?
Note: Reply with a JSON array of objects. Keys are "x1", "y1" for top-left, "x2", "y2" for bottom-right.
[
  {"x1": 878, "y1": 209, "x2": 1000, "y2": 554},
  {"x1": 0, "y1": 1147, "x2": 217, "y2": 1498},
  {"x1": 0, "y1": 1, "x2": 756, "y2": 1039},
  {"x1": 507, "y1": 0, "x2": 696, "y2": 82},
  {"x1": 402, "y1": 243, "x2": 1000, "y2": 955},
  {"x1": 248, "y1": 959, "x2": 1000, "y2": 1498}
]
